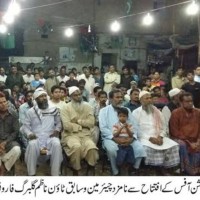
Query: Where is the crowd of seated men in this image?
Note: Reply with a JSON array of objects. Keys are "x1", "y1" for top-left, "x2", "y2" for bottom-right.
[{"x1": 0, "y1": 63, "x2": 200, "y2": 176}]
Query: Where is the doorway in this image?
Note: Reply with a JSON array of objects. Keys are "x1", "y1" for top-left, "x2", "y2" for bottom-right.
[
  {"x1": 124, "y1": 60, "x2": 138, "y2": 73},
  {"x1": 101, "y1": 53, "x2": 117, "y2": 67}
]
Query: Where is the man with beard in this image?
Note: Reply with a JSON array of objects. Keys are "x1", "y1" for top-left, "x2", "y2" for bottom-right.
[
  {"x1": 99, "y1": 89, "x2": 146, "y2": 175},
  {"x1": 22, "y1": 88, "x2": 63, "y2": 176},
  {"x1": 60, "y1": 86, "x2": 98, "y2": 175},
  {"x1": 132, "y1": 91, "x2": 179, "y2": 175},
  {"x1": 170, "y1": 92, "x2": 200, "y2": 175}
]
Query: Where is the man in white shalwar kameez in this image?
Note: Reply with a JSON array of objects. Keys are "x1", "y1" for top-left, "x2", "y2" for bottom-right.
[
  {"x1": 132, "y1": 91, "x2": 180, "y2": 174},
  {"x1": 22, "y1": 88, "x2": 63, "y2": 176},
  {"x1": 99, "y1": 89, "x2": 146, "y2": 175}
]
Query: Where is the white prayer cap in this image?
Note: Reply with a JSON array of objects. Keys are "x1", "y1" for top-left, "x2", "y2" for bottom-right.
[
  {"x1": 69, "y1": 86, "x2": 80, "y2": 96},
  {"x1": 168, "y1": 88, "x2": 181, "y2": 98},
  {"x1": 139, "y1": 91, "x2": 150, "y2": 100},
  {"x1": 33, "y1": 88, "x2": 47, "y2": 99}
]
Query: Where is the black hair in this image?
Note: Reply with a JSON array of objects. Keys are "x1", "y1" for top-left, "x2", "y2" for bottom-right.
[
  {"x1": 60, "y1": 66, "x2": 66, "y2": 70},
  {"x1": 98, "y1": 91, "x2": 107, "y2": 98},
  {"x1": 82, "y1": 66, "x2": 87, "y2": 71},
  {"x1": 51, "y1": 85, "x2": 61, "y2": 93},
  {"x1": 152, "y1": 86, "x2": 161, "y2": 92},
  {"x1": 68, "y1": 71, "x2": 75, "y2": 75},
  {"x1": 122, "y1": 66, "x2": 129, "y2": 71},
  {"x1": 72, "y1": 68, "x2": 77, "y2": 71},
  {"x1": 78, "y1": 79, "x2": 86, "y2": 85},
  {"x1": 117, "y1": 107, "x2": 129, "y2": 117},
  {"x1": 25, "y1": 90, "x2": 33, "y2": 98},
  {"x1": 93, "y1": 86, "x2": 102, "y2": 94},
  {"x1": 109, "y1": 89, "x2": 122, "y2": 99},
  {"x1": 60, "y1": 86, "x2": 67, "y2": 92},
  {"x1": 179, "y1": 92, "x2": 193, "y2": 102},
  {"x1": 130, "y1": 89, "x2": 140, "y2": 95},
  {"x1": 186, "y1": 70, "x2": 194, "y2": 75},
  {"x1": 38, "y1": 68, "x2": 44, "y2": 72},
  {"x1": 59, "y1": 81, "x2": 65, "y2": 86}
]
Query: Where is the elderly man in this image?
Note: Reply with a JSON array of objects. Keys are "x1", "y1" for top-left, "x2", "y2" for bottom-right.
[
  {"x1": 132, "y1": 91, "x2": 180, "y2": 175},
  {"x1": 170, "y1": 92, "x2": 200, "y2": 175},
  {"x1": 99, "y1": 89, "x2": 146, "y2": 175},
  {"x1": 162, "y1": 88, "x2": 181, "y2": 136},
  {"x1": 22, "y1": 88, "x2": 63, "y2": 176},
  {"x1": 60, "y1": 86, "x2": 98, "y2": 175},
  {"x1": 0, "y1": 92, "x2": 21, "y2": 175}
]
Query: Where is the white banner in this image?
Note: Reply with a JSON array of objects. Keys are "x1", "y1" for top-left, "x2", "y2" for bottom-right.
[
  {"x1": 9, "y1": 57, "x2": 44, "y2": 64},
  {"x1": 0, "y1": 176, "x2": 199, "y2": 200}
]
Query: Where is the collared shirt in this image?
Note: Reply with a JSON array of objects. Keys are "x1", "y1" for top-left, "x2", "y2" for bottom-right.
[
  {"x1": 124, "y1": 101, "x2": 141, "y2": 112},
  {"x1": 23, "y1": 74, "x2": 34, "y2": 83},
  {"x1": 0, "y1": 111, "x2": 19, "y2": 151},
  {"x1": 0, "y1": 74, "x2": 7, "y2": 82},
  {"x1": 57, "y1": 75, "x2": 69, "y2": 83}
]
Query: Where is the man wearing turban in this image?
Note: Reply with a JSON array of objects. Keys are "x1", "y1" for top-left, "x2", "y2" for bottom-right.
[{"x1": 22, "y1": 88, "x2": 63, "y2": 176}]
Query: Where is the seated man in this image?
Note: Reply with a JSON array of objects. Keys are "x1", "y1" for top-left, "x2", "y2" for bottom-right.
[
  {"x1": 92, "y1": 91, "x2": 108, "y2": 145},
  {"x1": 99, "y1": 89, "x2": 146, "y2": 176},
  {"x1": 22, "y1": 88, "x2": 63, "y2": 176},
  {"x1": 170, "y1": 92, "x2": 200, "y2": 175},
  {"x1": 18, "y1": 90, "x2": 34, "y2": 152},
  {"x1": 132, "y1": 91, "x2": 180, "y2": 175},
  {"x1": 0, "y1": 92, "x2": 21, "y2": 175},
  {"x1": 60, "y1": 86, "x2": 99, "y2": 175},
  {"x1": 124, "y1": 89, "x2": 140, "y2": 112}
]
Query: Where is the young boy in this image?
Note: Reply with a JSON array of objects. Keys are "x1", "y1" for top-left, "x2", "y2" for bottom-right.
[{"x1": 112, "y1": 107, "x2": 135, "y2": 171}]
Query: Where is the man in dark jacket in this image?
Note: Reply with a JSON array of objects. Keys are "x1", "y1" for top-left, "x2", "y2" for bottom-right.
[{"x1": 0, "y1": 92, "x2": 21, "y2": 175}]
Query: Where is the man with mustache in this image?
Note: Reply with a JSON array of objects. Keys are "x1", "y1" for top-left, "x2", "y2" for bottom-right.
[
  {"x1": 22, "y1": 88, "x2": 63, "y2": 176},
  {"x1": 132, "y1": 91, "x2": 180, "y2": 175},
  {"x1": 170, "y1": 92, "x2": 200, "y2": 175},
  {"x1": 99, "y1": 89, "x2": 146, "y2": 175},
  {"x1": 61, "y1": 86, "x2": 99, "y2": 176}
]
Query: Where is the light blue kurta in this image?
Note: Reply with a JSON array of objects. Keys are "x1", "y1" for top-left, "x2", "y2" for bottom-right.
[{"x1": 99, "y1": 104, "x2": 146, "y2": 175}]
